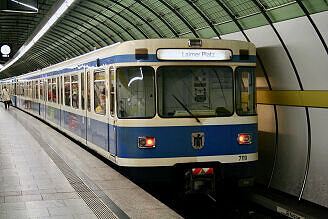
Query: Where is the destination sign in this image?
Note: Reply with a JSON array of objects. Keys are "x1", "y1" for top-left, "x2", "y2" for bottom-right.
[{"x1": 157, "y1": 49, "x2": 232, "y2": 61}]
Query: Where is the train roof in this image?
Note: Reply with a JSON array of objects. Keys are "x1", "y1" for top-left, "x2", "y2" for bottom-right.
[{"x1": 13, "y1": 38, "x2": 255, "y2": 81}]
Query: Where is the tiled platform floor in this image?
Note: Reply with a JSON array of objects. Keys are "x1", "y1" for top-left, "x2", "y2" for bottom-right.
[{"x1": 0, "y1": 105, "x2": 181, "y2": 219}]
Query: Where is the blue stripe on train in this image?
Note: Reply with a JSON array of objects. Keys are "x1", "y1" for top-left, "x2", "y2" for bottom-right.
[{"x1": 116, "y1": 124, "x2": 257, "y2": 159}]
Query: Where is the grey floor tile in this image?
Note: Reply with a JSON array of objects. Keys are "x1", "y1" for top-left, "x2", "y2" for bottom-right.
[
  {"x1": 48, "y1": 206, "x2": 92, "y2": 216},
  {"x1": 103, "y1": 187, "x2": 166, "y2": 210},
  {"x1": 0, "y1": 191, "x2": 21, "y2": 197},
  {"x1": 26, "y1": 200, "x2": 66, "y2": 209},
  {"x1": 5, "y1": 194, "x2": 42, "y2": 203},
  {"x1": 72, "y1": 213, "x2": 97, "y2": 219},
  {"x1": 27, "y1": 208, "x2": 50, "y2": 217},
  {"x1": 0, "y1": 202, "x2": 26, "y2": 211},
  {"x1": 41, "y1": 192, "x2": 80, "y2": 201},
  {"x1": 22, "y1": 189, "x2": 57, "y2": 196},
  {"x1": 5, "y1": 209, "x2": 28, "y2": 219},
  {"x1": 55, "y1": 187, "x2": 76, "y2": 193},
  {"x1": 63, "y1": 199, "x2": 88, "y2": 208},
  {"x1": 39, "y1": 216, "x2": 74, "y2": 219}
]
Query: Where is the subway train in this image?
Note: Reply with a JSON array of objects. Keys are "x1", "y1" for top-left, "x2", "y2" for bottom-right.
[{"x1": 0, "y1": 39, "x2": 257, "y2": 194}]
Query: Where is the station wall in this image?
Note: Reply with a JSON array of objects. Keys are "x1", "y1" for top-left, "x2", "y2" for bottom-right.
[{"x1": 222, "y1": 11, "x2": 328, "y2": 208}]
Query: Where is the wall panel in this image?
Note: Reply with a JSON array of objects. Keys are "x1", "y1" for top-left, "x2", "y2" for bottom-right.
[
  {"x1": 245, "y1": 26, "x2": 300, "y2": 90},
  {"x1": 302, "y1": 108, "x2": 328, "y2": 207},
  {"x1": 257, "y1": 104, "x2": 276, "y2": 185},
  {"x1": 311, "y1": 11, "x2": 328, "y2": 45},
  {"x1": 270, "y1": 106, "x2": 307, "y2": 197},
  {"x1": 274, "y1": 15, "x2": 328, "y2": 90}
]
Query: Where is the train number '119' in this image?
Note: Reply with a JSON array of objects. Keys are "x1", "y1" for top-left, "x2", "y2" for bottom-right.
[{"x1": 238, "y1": 155, "x2": 248, "y2": 161}]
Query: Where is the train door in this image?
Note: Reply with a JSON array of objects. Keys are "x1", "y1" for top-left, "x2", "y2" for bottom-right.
[
  {"x1": 59, "y1": 75, "x2": 63, "y2": 129},
  {"x1": 35, "y1": 79, "x2": 39, "y2": 115},
  {"x1": 80, "y1": 70, "x2": 87, "y2": 144},
  {"x1": 86, "y1": 67, "x2": 109, "y2": 153},
  {"x1": 85, "y1": 69, "x2": 91, "y2": 145},
  {"x1": 109, "y1": 66, "x2": 117, "y2": 156},
  {"x1": 40, "y1": 79, "x2": 46, "y2": 119},
  {"x1": 13, "y1": 81, "x2": 17, "y2": 107}
]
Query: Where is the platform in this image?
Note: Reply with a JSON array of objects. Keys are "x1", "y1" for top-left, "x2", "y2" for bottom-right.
[{"x1": 0, "y1": 105, "x2": 181, "y2": 219}]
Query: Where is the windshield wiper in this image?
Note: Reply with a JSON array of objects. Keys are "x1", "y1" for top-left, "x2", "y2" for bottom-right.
[{"x1": 172, "y1": 94, "x2": 200, "y2": 123}]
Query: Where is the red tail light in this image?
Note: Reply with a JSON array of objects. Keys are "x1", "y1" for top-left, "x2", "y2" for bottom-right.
[
  {"x1": 238, "y1": 133, "x2": 252, "y2": 144},
  {"x1": 138, "y1": 137, "x2": 155, "y2": 148}
]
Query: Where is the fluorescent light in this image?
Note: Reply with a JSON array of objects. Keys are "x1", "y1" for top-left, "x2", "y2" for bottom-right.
[
  {"x1": 0, "y1": 64, "x2": 3, "y2": 69},
  {"x1": 0, "y1": 0, "x2": 76, "y2": 73},
  {"x1": 10, "y1": 0, "x2": 38, "y2": 12}
]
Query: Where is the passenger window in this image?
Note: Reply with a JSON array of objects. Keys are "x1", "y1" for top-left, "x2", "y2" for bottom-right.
[
  {"x1": 60, "y1": 76, "x2": 63, "y2": 105},
  {"x1": 30, "y1": 82, "x2": 33, "y2": 98},
  {"x1": 57, "y1": 77, "x2": 60, "y2": 104},
  {"x1": 236, "y1": 67, "x2": 256, "y2": 116},
  {"x1": 32, "y1": 81, "x2": 35, "y2": 99},
  {"x1": 81, "y1": 72, "x2": 85, "y2": 110},
  {"x1": 52, "y1": 78, "x2": 57, "y2": 103},
  {"x1": 94, "y1": 69, "x2": 106, "y2": 115},
  {"x1": 28, "y1": 82, "x2": 31, "y2": 98},
  {"x1": 64, "y1": 76, "x2": 71, "y2": 106},
  {"x1": 40, "y1": 80, "x2": 44, "y2": 100},
  {"x1": 71, "y1": 75, "x2": 79, "y2": 109},
  {"x1": 87, "y1": 71, "x2": 91, "y2": 112},
  {"x1": 36, "y1": 80, "x2": 39, "y2": 100},
  {"x1": 110, "y1": 67, "x2": 115, "y2": 116},
  {"x1": 48, "y1": 79, "x2": 52, "y2": 102},
  {"x1": 23, "y1": 82, "x2": 26, "y2": 97}
]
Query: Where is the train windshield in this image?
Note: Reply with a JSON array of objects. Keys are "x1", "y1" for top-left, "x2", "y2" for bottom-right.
[
  {"x1": 117, "y1": 66, "x2": 155, "y2": 118},
  {"x1": 158, "y1": 66, "x2": 233, "y2": 118}
]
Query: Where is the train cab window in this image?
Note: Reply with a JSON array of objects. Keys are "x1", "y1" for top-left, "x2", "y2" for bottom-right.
[
  {"x1": 48, "y1": 79, "x2": 52, "y2": 102},
  {"x1": 236, "y1": 67, "x2": 256, "y2": 116},
  {"x1": 158, "y1": 66, "x2": 233, "y2": 118},
  {"x1": 117, "y1": 66, "x2": 155, "y2": 118},
  {"x1": 87, "y1": 71, "x2": 91, "y2": 112},
  {"x1": 94, "y1": 69, "x2": 106, "y2": 115},
  {"x1": 81, "y1": 72, "x2": 85, "y2": 110},
  {"x1": 64, "y1": 76, "x2": 71, "y2": 106},
  {"x1": 52, "y1": 78, "x2": 57, "y2": 103},
  {"x1": 71, "y1": 75, "x2": 79, "y2": 109}
]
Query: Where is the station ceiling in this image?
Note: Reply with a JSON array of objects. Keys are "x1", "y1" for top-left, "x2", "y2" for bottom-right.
[{"x1": 0, "y1": 0, "x2": 327, "y2": 79}]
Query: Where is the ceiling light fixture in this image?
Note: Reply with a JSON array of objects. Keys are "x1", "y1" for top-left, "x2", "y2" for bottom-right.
[
  {"x1": 0, "y1": 0, "x2": 76, "y2": 73},
  {"x1": 10, "y1": 0, "x2": 38, "y2": 12}
]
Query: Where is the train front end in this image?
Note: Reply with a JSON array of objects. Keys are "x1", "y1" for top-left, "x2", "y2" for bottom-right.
[{"x1": 114, "y1": 39, "x2": 257, "y2": 193}]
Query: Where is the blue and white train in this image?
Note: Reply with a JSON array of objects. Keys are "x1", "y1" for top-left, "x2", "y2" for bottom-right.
[{"x1": 1, "y1": 39, "x2": 257, "y2": 193}]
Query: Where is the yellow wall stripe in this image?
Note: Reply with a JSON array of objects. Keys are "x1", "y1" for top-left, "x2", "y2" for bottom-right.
[{"x1": 257, "y1": 90, "x2": 328, "y2": 108}]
